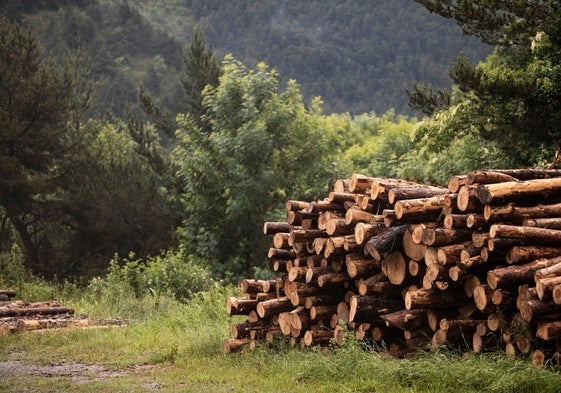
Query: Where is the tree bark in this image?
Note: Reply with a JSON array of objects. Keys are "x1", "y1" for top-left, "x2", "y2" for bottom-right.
[
  {"x1": 365, "y1": 225, "x2": 406, "y2": 261},
  {"x1": 477, "y1": 177, "x2": 561, "y2": 205}
]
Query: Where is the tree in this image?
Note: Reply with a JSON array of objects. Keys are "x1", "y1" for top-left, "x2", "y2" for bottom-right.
[
  {"x1": 174, "y1": 56, "x2": 344, "y2": 280},
  {"x1": 410, "y1": 1, "x2": 561, "y2": 167},
  {"x1": 181, "y1": 24, "x2": 221, "y2": 133},
  {"x1": 0, "y1": 17, "x2": 93, "y2": 273}
]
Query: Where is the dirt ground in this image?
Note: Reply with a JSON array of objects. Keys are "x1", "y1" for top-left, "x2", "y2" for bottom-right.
[{"x1": 0, "y1": 360, "x2": 161, "y2": 389}]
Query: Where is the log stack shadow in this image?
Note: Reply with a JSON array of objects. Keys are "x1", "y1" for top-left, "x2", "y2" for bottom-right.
[{"x1": 225, "y1": 169, "x2": 561, "y2": 366}]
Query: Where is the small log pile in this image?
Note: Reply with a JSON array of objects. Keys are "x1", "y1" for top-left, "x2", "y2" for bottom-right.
[
  {"x1": 0, "y1": 289, "x2": 124, "y2": 335},
  {"x1": 225, "y1": 169, "x2": 561, "y2": 365}
]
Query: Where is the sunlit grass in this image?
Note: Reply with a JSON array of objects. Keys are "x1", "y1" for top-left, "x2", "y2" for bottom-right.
[{"x1": 0, "y1": 267, "x2": 560, "y2": 392}]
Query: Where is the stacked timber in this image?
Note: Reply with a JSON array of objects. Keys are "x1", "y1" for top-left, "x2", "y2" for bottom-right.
[
  {"x1": 225, "y1": 170, "x2": 561, "y2": 365},
  {"x1": 0, "y1": 289, "x2": 123, "y2": 335}
]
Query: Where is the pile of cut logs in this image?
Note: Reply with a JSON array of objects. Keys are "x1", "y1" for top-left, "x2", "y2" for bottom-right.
[
  {"x1": 0, "y1": 289, "x2": 124, "y2": 335},
  {"x1": 225, "y1": 169, "x2": 561, "y2": 365}
]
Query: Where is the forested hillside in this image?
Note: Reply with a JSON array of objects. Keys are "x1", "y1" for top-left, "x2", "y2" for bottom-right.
[
  {"x1": 4, "y1": 0, "x2": 556, "y2": 286},
  {"x1": 2, "y1": 0, "x2": 490, "y2": 117}
]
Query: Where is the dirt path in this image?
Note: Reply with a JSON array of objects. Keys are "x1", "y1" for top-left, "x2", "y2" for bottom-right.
[{"x1": 0, "y1": 360, "x2": 160, "y2": 388}]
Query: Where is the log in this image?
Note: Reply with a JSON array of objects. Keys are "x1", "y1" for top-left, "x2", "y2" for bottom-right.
[
  {"x1": 388, "y1": 185, "x2": 449, "y2": 204},
  {"x1": 303, "y1": 329, "x2": 335, "y2": 346},
  {"x1": 402, "y1": 226, "x2": 427, "y2": 261},
  {"x1": 519, "y1": 298, "x2": 561, "y2": 323},
  {"x1": 480, "y1": 168, "x2": 561, "y2": 180},
  {"x1": 317, "y1": 272, "x2": 351, "y2": 288},
  {"x1": 345, "y1": 253, "x2": 381, "y2": 279},
  {"x1": 268, "y1": 247, "x2": 296, "y2": 261},
  {"x1": 355, "y1": 222, "x2": 387, "y2": 245},
  {"x1": 365, "y1": 225, "x2": 407, "y2": 261},
  {"x1": 506, "y1": 246, "x2": 561, "y2": 265},
  {"x1": 356, "y1": 273, "x2": 392, "y2": 296},
  {"x1": 380, "y1": 309, "x2": 428, "y2": 331},
  {"x1": 326, "y1": 218, "x2": 353, "y2": 236},
  {"x1": 490, "y1": 224, "x2": 561, "y2": 246},
  {"x1": 345, "y1": 207, "x2": 378, "y2": 226},
  {"x1": 466, "y1": 170, "x2": 517, "y2": 185},
  {"x1": 436, "y1": 243, "x2": 470, "y2": 266},
  {"x1": 349, "y1": 173, "x2": 377, "y2": 193},
  {"x1": 289, "y1": 228, "x2": 328, "y2": 245},
  {"x1": 231, "y1": 320, "x2": 271, "y2": 339},
  {"x1": 0, "y1": 307, "x2": 74, "y2": 318},
  {"x1": 535, "y1": 262, "x2": 561, "y2": 280},
  {"x1": 536, "y1": 321, "x2": 561, "y2": 340},
  {"x1": 523, "y1": 217, "x2": 561, "y2": 230},
  {"x1": 473, "y1": 284, "x2": 494, "y2": 312},
  {"x1": 457, "y1": 185, "x2": 484, "y2": 212},
  {"x1": 404, "y1": 287, "x2": 467, "y2": 310},
  {"x1": 477, "y1": 177, "x2": 561, "y2": 205},
  {"x1": 382, "y1": 251, "x2": 408, "y2": 285},
  {"x1": 447, "y1": 175, "x2": 467, "y2": 193},
  {"x1": 394, "y1": 196, "x2": 446, "y2": 221},
  {"x1": 487, "y1": 257, "x2": 561, "y2": 289},
  {"x1": 536, "y1": 276, "x2": 561, "y2": 300},
  {"x1": 0, "y1": 290, "x2": 16, "y2": 298},
  {"x1": 421, "y1": 228, "x2": 472, "y2": 247},
  {"x1": 349, "y1": 296, "x2": 402, "y2": 323},
  {"x1": 484, "y1": 202, "x2": 561, "y2": 222},
  {"x1": 256, "y1": 296, "x2": 293, "y2": 319},
  {"x1": 223, "y1": 338, "x2": 253, "y2": 352}
]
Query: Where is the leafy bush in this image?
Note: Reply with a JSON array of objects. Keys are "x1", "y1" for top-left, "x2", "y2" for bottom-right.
[
  {"x1": 87, "y1": 248, "x2": 214, "y2": 303},
  {"x1": 0, "y1": 244, "x2": 59, "y2": 301}
]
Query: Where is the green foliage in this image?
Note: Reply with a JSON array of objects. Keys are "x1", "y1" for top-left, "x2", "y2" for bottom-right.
[
  {"x1": 0, "y1": 245, "x2": 58, "y2": 302},
  {"x1": 0, "y1": 16, "x2": 94, "y2": 273},
  {"x1": 174, "y1": 57, "x2": 344, "y2": 280},
  {"x1": 86, "y1": 248, "x2": 214, "y2": 304},
  {"x1": 413, "y1": 1, "x2": 561, "y2": 166}
]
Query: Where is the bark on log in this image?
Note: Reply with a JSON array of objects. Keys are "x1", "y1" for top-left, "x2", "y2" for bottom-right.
[
  {"x1": 394, "y1": 196, "x2": 446, "y2": 221},
  {"x1": 388, "y1": 185, "x2": 449, "y2": 205},
  {"x1": 490, "y1": 224, "x2": 561, "y2": 246},
  {"x1": 223, "y1": 338, "x2": 253, "y2": 352},
  {"x1": 487, "y1": 257, "x2": 561, "y2": 290},
  {"x1": 256, "y1": 297, "x2": 293, "y2": 319},
  {"x1": 467, "y1": 170, "x2": 517, "y2": 185},
  {"x1": 405, "y1": 287, "x2": 467, "y2": 310},
  {"x1": 263, "y1": 221, "x2": 291, "y2": 235},
  {"x1": 355, "y1": 222, "x2": 387, "y2": 245},
  {"x1": 380, "y1": 309, "x2": 428, "y2": 331},
  {"x1": 349, "y1": 295, "x2": 403, "y2": 323},
  {"x1": 421, "y1": 227, "x2": 472, "y2": 247},
  {"x1": 477, "y1": 177, "x2": 561, "y2": 205},
  {"x1": 523, "y1": 217, "x2": 561, "y2": 230},
  {"x1": 345, "y1": 254, "x2": 381, "y2": 278},
  {"x1": 519, "y1": 298, "x2": 561, "y2": 323},
  {"x1": 0, "y1": 307, "x2": 74, "y2": 318},
  {"x1": 365, "y1": 225, "x2": 407, "y2": 261}
]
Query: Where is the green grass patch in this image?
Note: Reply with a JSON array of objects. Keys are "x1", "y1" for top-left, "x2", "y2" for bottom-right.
[{"x1": 1, "y1": 250, "x2": 560, "y2": 392}]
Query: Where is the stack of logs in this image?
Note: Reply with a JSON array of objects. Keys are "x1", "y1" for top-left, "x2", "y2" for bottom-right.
[
  {"x1": 225, "y1": 169, "x2": 561, "y2": 366},
  {"x1": 0, "y1": 289, "x2": 90, "y2": 335}
]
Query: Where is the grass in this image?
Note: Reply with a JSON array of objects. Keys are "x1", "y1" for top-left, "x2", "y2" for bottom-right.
[
  {"x1": 0, "y1": 249, "x2": 560, "y2": 392},
  {"x1": 1, "y1": 284, "x2": 561, "y2": 392}
]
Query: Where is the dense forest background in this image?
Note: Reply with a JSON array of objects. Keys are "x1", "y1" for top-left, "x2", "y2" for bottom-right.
[
  {"x1": 2, "y1": 1, "x2": 559, "y2": 290},
  {"x1": 1, "y1": 0, "x2": 490, "y2": 117}
]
